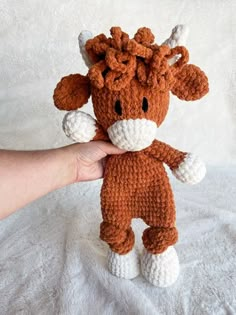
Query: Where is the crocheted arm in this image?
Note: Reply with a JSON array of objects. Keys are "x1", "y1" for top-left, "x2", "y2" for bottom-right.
[
  {"x1": 145, "y1": 140, "x2": 206, "y2": 184},
  {"x1": 63, "y1": 110, "x2": 109, "y2": 142}
]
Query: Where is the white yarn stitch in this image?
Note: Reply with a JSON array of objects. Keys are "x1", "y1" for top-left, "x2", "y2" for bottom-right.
[
  {"x1": 141, "y1": 246, "x2": 180, "y2": 287},
  {"x1": 107, "y1": 119, "x2": 157, "y2": 151},
  {"x1": 107, "y1": 248, "x2": 140, "y2": 280},
  {"x1": 172, "y1": 153, "x2": 206, "y2": 185},
  {"x1": 162, "y1": 24, "x2": 189, "y2": 65},
  {"x1": 78, "y1": 30, "x2": 94, "y2": 68},
  {"x1": 62, "y1": 110, "x2": 97, "y2": 142},
  {"x1": 162, "y1": 24, "x2": 189, "y2": 48}
]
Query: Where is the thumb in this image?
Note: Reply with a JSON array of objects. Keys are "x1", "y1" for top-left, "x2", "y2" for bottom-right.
[{"x1": 95, "y1": 141, "x2": 126, "y2": 155}]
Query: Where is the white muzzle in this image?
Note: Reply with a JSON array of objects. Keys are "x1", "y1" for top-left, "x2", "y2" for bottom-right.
[{"x1": 107, "y1": 119, "x2": 157, "y2": 151}]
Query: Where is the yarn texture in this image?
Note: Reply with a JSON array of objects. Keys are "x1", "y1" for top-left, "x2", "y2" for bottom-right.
[
  {"x1": 53, "y1": 26, "x2": 209, "y2": 287},
  {"x1": 141, "y1": 246, "x2": 180, "y2": 287},
  {"x1": 107, "y1": 248, "x2": 140, "y2": 280}
]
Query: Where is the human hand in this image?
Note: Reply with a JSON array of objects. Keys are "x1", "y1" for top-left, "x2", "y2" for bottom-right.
[
  {"x1": 62, "y1": 141, "x2": 126, "y2": 182},
  {"x1": 0, "y1": 142, "x2": 124, "y2": 218}
]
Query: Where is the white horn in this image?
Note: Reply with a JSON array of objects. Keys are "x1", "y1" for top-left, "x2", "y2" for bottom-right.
[
  {"x1": 162, "y1": 24, "x2": 189, "y2": 65},
  {"x1": 78, "y1": 30, "x2": 94, "y2": 68}
]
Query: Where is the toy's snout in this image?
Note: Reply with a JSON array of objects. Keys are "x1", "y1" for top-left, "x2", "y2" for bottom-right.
[{"x1": 107, "y1": 118, "x2": 157, "y2": 151}]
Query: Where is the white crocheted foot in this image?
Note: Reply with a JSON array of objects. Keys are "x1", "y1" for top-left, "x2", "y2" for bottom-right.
[
  {"x1": 172, "y1": 153, "x2": 206, "y2": 184},
  {"x1": 141, "y1": 246, "x2": 179, "y2": 287},
  {"x1": 107, "y1": 248, "x2": 140, "y2": 280},
  {"x1": 62, "y1": 110, "x2": 96, "y2": 142}
]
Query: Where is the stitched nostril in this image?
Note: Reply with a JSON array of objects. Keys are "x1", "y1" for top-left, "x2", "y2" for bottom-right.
[
  {"x1": 142, "y1": 97, "x2": 148, "y2": 113},
  {"x1": 115, "y1": 100, "x2": 122, "y2": 116}
]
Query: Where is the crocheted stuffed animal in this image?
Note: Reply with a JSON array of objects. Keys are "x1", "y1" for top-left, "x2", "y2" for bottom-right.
[{"x1": 53, "y1": 26, "x2": 209, "y2": 287}]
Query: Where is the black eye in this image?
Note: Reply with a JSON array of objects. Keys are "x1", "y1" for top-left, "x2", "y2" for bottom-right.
[
  {"x1": 142, "y1": 97, "x2": 148, "y2": 112},
  {"x1": 114, "y1": 100, "x2": 122, "y2": 116}
]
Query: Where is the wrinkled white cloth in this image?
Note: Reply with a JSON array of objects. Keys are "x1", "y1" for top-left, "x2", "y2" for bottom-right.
[{"x1": 0, "y1": 168, "x2": 236, "y2": 315}]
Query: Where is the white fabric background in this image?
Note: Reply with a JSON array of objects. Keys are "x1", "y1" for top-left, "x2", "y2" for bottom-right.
[{"x1": 0, "y1": 1, "x2": 236, "y2": 314}]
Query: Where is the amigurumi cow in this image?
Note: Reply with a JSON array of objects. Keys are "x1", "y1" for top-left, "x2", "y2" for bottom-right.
[{"x1": 53, "y1": 26, "x2": 209, "y2": 287}]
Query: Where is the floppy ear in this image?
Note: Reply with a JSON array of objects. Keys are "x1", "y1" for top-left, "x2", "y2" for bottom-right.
[
  {"x1": 53, "y1": 74, "x2": 90, "y2": 110},
  {"x1": 171, "y1": 64, "x2": 209, "y2": 101}
]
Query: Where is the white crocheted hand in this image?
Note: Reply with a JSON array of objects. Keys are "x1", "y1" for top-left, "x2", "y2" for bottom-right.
[
  {"x1": 172, "y1": 153, "x2": 206, "y2": 184},
  {"x1": 63, "y1": 110, "x2": 97, "y2": 142}
]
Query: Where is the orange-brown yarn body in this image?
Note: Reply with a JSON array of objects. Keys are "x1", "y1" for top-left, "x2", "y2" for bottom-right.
[
  {"x1": 100, "y1": 152, "x2": 173, "y2": 255},
  {"x1": 90, "y1": 79, "x2": 186, "y2": 255},
  {"x1": 100, "y1": 140, "x2": 188, "y2": 254},
  {"x1": 100, "y1": 141, "x2": 186, "y2": 255}
]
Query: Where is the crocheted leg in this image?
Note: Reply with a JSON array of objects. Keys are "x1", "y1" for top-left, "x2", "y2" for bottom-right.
[
  {"x1": 140, "y1": 171, "x2": 178, "y2": 254},
  {"x1": 140, "y1": 246, "x2": 179, "y2": 287},
  {"x1": 141, "y1": 209, "x2": 179, "y2": 286},
  {"x1": 142, "y1": 226, "x2": 178, "y2": 254},
  {"x1": 100, "y1": 221, "x2": 135, "y2": 254},
  {"x1": 100, "y1": 221, "x2": 140, "y2": 279}
]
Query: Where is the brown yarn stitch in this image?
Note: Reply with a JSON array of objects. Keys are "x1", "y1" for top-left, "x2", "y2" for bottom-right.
[
  {"x1": 134, "y1": 27, "x2": 155, "y2": 46},
  {"x1": 54, "y1": 74, "x2": 90, "y2": 110},
  {"x1": 171, "y1": 64, "x2": 209, "y2": 100},
  {"x1": 53, "y1": 26, "x2": 209, "y2": 255}
]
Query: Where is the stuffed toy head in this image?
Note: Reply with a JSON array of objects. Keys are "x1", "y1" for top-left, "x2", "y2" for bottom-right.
[
  {"x1": 54, "y1": 26, "x2": 208, "y2": 151},
  {"x1": 53, "y1": 26, "x2": 209, "y2": 287}
]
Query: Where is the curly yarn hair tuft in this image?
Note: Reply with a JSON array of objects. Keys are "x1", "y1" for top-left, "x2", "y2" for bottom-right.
[{"x1": 86, "y1": 26, "x2": 191, "y2": 91}]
